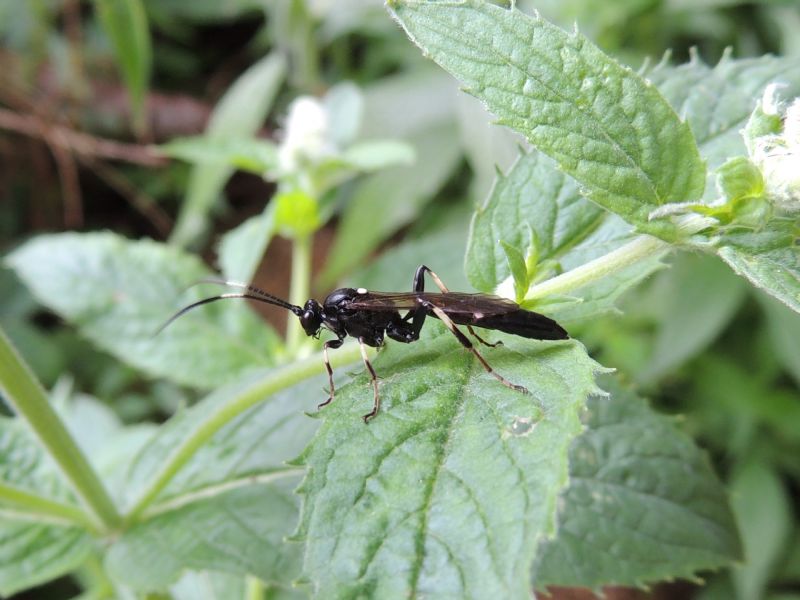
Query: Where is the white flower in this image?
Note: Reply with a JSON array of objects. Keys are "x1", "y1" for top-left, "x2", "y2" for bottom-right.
[{"x1": 278, "y1": 96, "x2": 335, "y2": 173}]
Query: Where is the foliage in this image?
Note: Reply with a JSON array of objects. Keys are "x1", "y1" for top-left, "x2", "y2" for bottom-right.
[{"x1": 1, "y1": 1, "x2": 799, "y2": 599}]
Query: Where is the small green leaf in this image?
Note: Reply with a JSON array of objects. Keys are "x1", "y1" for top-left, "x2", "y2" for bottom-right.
[
  {"x1": 297, "y1": 324, "x2": 602, "y2": 598},
  {"x1": 389, "y1": 0, "x2": 706, "y2": 237},
  {"x1": 106, "y1": 478, "x2": 302, "y2": 590},
  {"x1": 716, "y1": 221, "x2": 800, "y2": 314},
  {"x1": 170, "y1": 52, "x2": 286, "y2": 247},
  {"x1": 6, "y1": 233, "x2": 280, "y2": 389},
  {"x1": 533, "y1": 375, "x2": 742, "y2": 589},
  {"x1": 717, "y1": 157, "x2": 764, "y2": 203},
  {"x1": 217, "y1": 204, "x2": 276, "y2": 284},
  {"x1": 160, "y1": 136, "x2": 279, "y2": 174},
  {"x1": 274, "y1": 190, "x2": 321, "y2": 237},
  {"x1": 93, "y1": 0, "x2": 151, "y2": 135},
  {"x1": 499, "y1": 240, "x2": 528, "y2": 303},
  {"x1": 340, "y1": 140, "x2": 415, "y2": 171}
]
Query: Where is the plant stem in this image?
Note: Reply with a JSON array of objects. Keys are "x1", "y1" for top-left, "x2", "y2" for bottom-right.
[
  {"x1": 525, "y1": 233, "x2": 669, "y2": 301},
  {"x1": 286, "y1": 233, "x2": 312, "y2": 355},
  {"x1": 124, "y1": 341, "x2": 364, "y2": 523},
  {"x1": 0, "y1": 327, "x2": 121, "y2": 531},
  {"x1": 245, "y1": 576, "x2": 264, "y2": 600}
]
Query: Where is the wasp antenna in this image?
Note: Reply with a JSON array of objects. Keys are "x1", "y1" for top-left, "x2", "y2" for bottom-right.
[
  {"x1": 156, "y1": 292, "x2": 301, "y2": 336},
  {"x1": 185, "y1": 278, "x2": 301, "y2": 312}
]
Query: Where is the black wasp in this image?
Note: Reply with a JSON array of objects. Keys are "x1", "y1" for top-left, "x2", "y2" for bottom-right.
[{"x1": 160, "y1": 265, "x2": 568, "y2": 422}]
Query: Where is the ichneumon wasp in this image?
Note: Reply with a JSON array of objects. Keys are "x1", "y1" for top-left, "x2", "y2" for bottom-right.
[{"x1": 159, "y1": 265, "x2": 568, "y2": 422}]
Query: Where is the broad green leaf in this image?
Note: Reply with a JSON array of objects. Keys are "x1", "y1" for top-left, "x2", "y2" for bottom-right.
[
  {"x1": 759, "y1": 293, "x2": 800, "y2": 387},
  {"x1": 716, "y1": 221, "x2": 800, "y2": 314},
  {"x1": 296, "y1": 323, "x2": 602, "y2": 598},
  {"x1": 170, "y1": 52, "x2": 286, "y2": 247},
  {"x1": 0, "y1": 520, "x2": 92, "y2": 596},
  {"x1": 533, "y1": 376, "x2": 741, "y2": 589},
  {"x1": 730, "y1": 461, "x2": 792, "y2": 600},
  {"x1": 466, "y1": 151, "x2": 667, "y2": 323},
  {"x1": 122, "y1": 373, "x2": 322, "y2": 507},
  {"x1": 388, "y1": 0, "x2": 706, "y2": 237},
  {"x1": 171, "y1": 571, "x2": 246, "y2": 600},
  {"x1": 94, "y1": 0, "x2": 152, "y2": 135},
  {"x1": 106, "y1": 477, "x2": 302, "y2": 591},
  {"x1": 6, "y1": 233, "x2": 280, "y2": 389},
  {"x1": 160, "y1": 136, "x2": 279, "y2": 174},
  {"x1": 217, "y1": 204, "x2": 276, "y2": 284},
  {"x1": 639, "y1": 253, "x2": 747, "y2": 382},
  {"x1": 0, "y1": 418, "x2": 93, "y2": 596}
]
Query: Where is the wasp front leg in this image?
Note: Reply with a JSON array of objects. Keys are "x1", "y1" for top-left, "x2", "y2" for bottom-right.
[{"x1": 317, "y1": 338, "x2": 344, "y2": 410}]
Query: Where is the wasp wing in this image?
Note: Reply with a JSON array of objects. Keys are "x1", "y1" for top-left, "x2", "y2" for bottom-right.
[{"x1": 347, "y1": 292, "x2": 568, "y2": 340}]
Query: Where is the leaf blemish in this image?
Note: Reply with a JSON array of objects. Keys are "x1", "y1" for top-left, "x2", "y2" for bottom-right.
[{"x1": 507, "y1": 415, "x2": 537, "y2": 437}]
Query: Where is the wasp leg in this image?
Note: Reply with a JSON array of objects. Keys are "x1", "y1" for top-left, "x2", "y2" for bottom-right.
[
  {"x1": 317, "y1": 338, "x2": 344, "y2": 410},
  {"x1": 359, "y1": 338, "x2": 381, "y2": 423},
  {"x1": 423, "y1": 301, "x2": 528, "y2": 394},
  {"x1": 413, "y1": 264, "x2": 502, "y2": 348}
]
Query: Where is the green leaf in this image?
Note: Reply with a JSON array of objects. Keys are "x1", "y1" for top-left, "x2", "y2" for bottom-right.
[
  {"x1": 217, "y1": 204, "x2": 276, "y2": 284},
  {"x1": 533, "y1": 375, "x2": 742, "y2": 589},
  {"x1": 639, "y1": 253, "x2": 747, "y2": 382},
  {"x1": 466, "y1": 151, "x2": 604, "y2": 293},
  {"x1": 499, "y1": 240, "x2": 528, "y2": 304},
  {"x1": 170, "y1": 52, "x2": 286, "y2": 247},
  {"x1": 160, "y1": 136, "x2": 279, "y2": 174},
  {"x1": 716, "y1": 157, "x2": 764, "y2": 203},
  {"x1": 388, "y1": 0, "x2": 706, "y2": 237},
  {"x1": 6, "y1": 232, "x2": 279, "y2": 389},
  {"x1": 93, "y1": 0, "x2": 152, "y2": 135},
  {"x1": 121, "y1": 373, "x2": 322, "y2": 506},
  {"x1": 106, "y1": 478, "x2": 302, "y2": 591},
  {"x1": 646, "y1": 54, "x2": 800, "y2": 199},
  {"x1": 716, "y1": 221, "x2": 800, "y2": 314},
  {"x1": 0, "y1": 519, "x2": 93, "y2": 596},
  {"x1": 339, "y1": 140, "x2": 416, "y2": 171},
  {"x1": 296, "y1": 324, "x2": 602, "y2": 598},
  {"x1": 0, "y1": 418, "x2": 93, "y2": 596},
  {"x1": 466, "y1": 151, "x2": 667, "y2": 323},
  {"x1": 730, "y1": 461, "x2": 792, "y2": 600}
]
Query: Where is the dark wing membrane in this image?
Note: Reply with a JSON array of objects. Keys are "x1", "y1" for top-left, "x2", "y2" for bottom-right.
[
  {"x1": 346, "y1": 291, "x2": 520, "y2": 316},
  {"x1": 347, "y1": 291, "x2": 569, "y2": 341}
]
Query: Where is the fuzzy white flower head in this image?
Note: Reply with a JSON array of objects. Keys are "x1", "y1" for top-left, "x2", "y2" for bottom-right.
[
  {"x1": 278, "y1": 96, "x2": 335, "y2": 173},
  {"x1": 749, "y1": 87, "x2": 800, "y2": 213}
]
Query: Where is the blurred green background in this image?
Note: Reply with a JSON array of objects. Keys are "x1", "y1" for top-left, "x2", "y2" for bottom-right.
[{"x1": 1, "y1": 1, "x2": 799, "y2": 599}]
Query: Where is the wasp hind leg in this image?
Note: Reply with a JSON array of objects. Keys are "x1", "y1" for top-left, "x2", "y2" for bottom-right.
[{"x1": 422, "y1": 301, "x2": 528, "y2": 395}]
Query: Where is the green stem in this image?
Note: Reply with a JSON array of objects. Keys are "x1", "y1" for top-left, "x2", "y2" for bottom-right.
[
  {"x1": 124, "y1": 341, "x2": 364, "y2": 524},
  {"x1": 245, "y1": 576, "x2": 264, "y2": 600},
  {"x1": 286, "y1": 233, "x2": 312, "y2": 355},
  {"x1": 0, "y1": 482, "x2": 98, "y2": 531},
  {"x1": 0, "y1": 327, "x2": 121, "y2": 531},
  {"x1": 526, "y1": 234, "x2": 669, "y2": 301}
]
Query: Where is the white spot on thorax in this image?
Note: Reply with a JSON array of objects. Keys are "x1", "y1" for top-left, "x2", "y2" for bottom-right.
[{"x1": 357, "y1": 288, "x2": 367, "y2": 294}]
